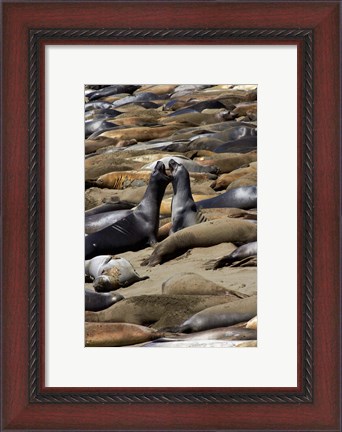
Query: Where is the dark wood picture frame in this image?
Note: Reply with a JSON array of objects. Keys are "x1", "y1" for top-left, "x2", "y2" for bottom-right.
[{"x1": 1, "y1": 2, "x2": 340, "y2": 431}]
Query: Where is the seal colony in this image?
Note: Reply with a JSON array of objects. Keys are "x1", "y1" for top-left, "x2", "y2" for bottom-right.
[{"x1": 84, "y1": 84, "x2": 258, "y2": 347}]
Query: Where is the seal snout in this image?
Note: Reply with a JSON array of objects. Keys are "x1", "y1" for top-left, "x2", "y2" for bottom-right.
[
  {"x1": 168, "y1": 158, "x2": 181, "y2": 175},
  {"x1": 155, "y1": 161, "x2": 173, "y2": 180}
]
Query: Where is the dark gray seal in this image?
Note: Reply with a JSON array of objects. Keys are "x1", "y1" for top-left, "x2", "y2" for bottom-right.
[
  {"x1": 196, "y1": 186, "x2": 257, "y2": 210},
  {"x1": 85, "y1": 161, "x2": 171, "y2": 259},
  {"x1": 174, "y1": 295, "x2": 257, "y2": 333},
  {"x1": 85, "y1": 119, "x2": 119, "y2": 139},
  {"x1": 85, "y1": 200, "x2": 134, "y2": 217},
  {"x1": 85, "y1": 209, "x2": 133, "y2": 234},
  {"x1": 214, "y1": 136, "x2": 257, "y2": 154},
  {"x1": 169, "y1": 159, "x2": 199, "y2": 234},
  {"x1": 87, "y1": 85, "x2": 140, "y2": 101},
  {"x1": 85, "y1": 288, "x2": 124, "y2": 312},
  {"x1": 208, "y1": 241, "x2": 257, "y2": 269}
]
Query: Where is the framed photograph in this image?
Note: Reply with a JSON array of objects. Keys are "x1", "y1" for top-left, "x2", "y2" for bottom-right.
[{"x1": 1, "y1": 2, "x2": 340, "y2": 431}]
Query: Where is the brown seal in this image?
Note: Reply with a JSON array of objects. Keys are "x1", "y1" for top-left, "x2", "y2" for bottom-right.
[
  {"x1": 95, "y1": 171, "x2": 153, "y2": 189},
  {"x1": 142, "y1": 218, "x2": 257, "y2": 267},
  {"x1": 162, "y1": 273, "x2": 248, "y2": 298},
  {"x1": 85, "y1": 322, "x2": 165, "y2": 347},
  {"x1": 196, "y1": 151, "x2": 257, "y2": 173},
  {"x1": 85, "y1": 294, "x2": 238, "y2": 330},
  {"x1": 211, "y1": 165, "x2": 257, "y2": 191}
]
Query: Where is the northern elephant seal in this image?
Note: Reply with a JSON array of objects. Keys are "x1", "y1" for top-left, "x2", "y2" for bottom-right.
[
  {"x1": 85, "y1": 289, "x2": 124, "y2": 312},
  {"x1": 85, "y1": 162, "x2": 171, "y2": 259},
  {"x1": 196, "y1": 151, "x2": 257, "y2": 173},
  {"x1": 85, "y1": 255, "x2": 149, "y2": 291},
  {"x1": 143, "y1": 218, "x2": 257, "y2": 266},
  {"x1": 206, "y1": 241, "x2": 257, "y2": 269},
  {"x1": 85, "y1": 209, "x2": 133, "y2": 234},
  {"x1": 162, "y1": 273, "x2": 247, "y2": 298},
  {"x1": 175, "y1": 295, "x2": 257, "y2": 333},
  {"x1": 211, "y1": 166, "x2": 257, "y2": 191},
  {"x1": 85, "y1": 322, "x2": 164, "y2": 347},
  {"x1": 196, "y1": 186, "x2": 257, "y2": 210},
  {"x1": 85, "y1": 294, "x2": 237, "y2": 330},
  {"x1": 169, "y1": 159, "x2": 200, "y2": 234}
]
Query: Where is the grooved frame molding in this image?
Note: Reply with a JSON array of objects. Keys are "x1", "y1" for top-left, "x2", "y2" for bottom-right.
[
  {"x1": 2, "y1": 2, "x2": 340, "y2": 431},
  {"x1": 29, "y1": 28, "x2": 313, "y2": 404}
]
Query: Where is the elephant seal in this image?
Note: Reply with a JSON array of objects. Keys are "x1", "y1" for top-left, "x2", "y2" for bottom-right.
[
  {"x1": 85, "y1": 255, "x2": 149, "y2": 291},
  {"x1": 159, "y1": 194, "x2": 215, "y2": 217},
  {"x1": 214, "y1": 136, "x2": 257, "y2": 154},
  {"x1": 85, "y1": 289, "x2": 124, "y2": 312},
  {"x1": 85, "y1": 322, "x2": 164, "y2": 347},
  {"x1": 95, "y1": 171, "x2": 153, "y2": 189},
  {"x1": 85, "y1": 200, "x2": 134, "y2": 216},
  {"x1": 211, "y1": 166, "x2": 257, "y2": 191},
  {"x1": 162, "y1": 273, "x2": 247, "y2": 298},
  {"x1": 142, "y1": 218, "x2": 257, "y2": 267},
  {"x1": 196, "y1": 151, "x2": 257, "y2": 173},
  {"x1": 85, "y1": 153, "x2": 144, "y2": 179},
  {"x1": 152, "y1": 327, "x2": 257, "y2": 343},
  {"x1": 85, "y1": 119, "x2": 120, "y2": 139},
  {"x1": 196, "y1": 186, "x2": 257, "y2": 210},
  {"x1": 227, "y1": 173, "x2": 257, "y2": 190},
  {"x1": 85, "y1": 294, "x2": 238, "y2": 330},
  {"x1": 201, "y1": 208, "x2": 257, "y2": 221},
  {"x1": 169, "y1": 159, "x2": 200, "y2": 234},
  {"x1": 85, "y1": 209, "x2": 133, "y2": 234},
  {"x1": 206, "y1": 241, "x2": 257, "y2": 269},
  {"x1": 175, "y1": 295, "x2": 257, "y2": 333},
  {"x1": 85, "y1": 162, "x2": 171, "y2": 259},
  {"x1": 87, "y1": 85, "x2": 140, "y2": 101}
]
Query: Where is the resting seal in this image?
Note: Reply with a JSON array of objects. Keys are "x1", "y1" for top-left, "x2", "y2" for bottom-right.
[
  {"x1": 85, "y1": 294, "x2": 237, "y2": 330},
  {"x1": 85, "y1": 322, "x2": 164, "y2": 347},
  {"x1": 211, "y1": 166, "x2": 257, "y2": 191},
  {"x1": 85, "y1": 255, "x2": 148, "y2": 291},
  {"x1": 95, "y1": 171, "x2": 153, "y2": 189},
  {"x1": 175, "y1": 295, "x2": 257, "y2": 333},
  {"x1": 196, "y1": 151, "x2": 257, "y2": 173},
  {"x1": 85, "y1": 162, "x2": 171, "y2": 259},
  {"x1": 162, "y1": 273, "x2": 247, "y2": 298},
  {"x1": 85, "y1": 288, "x2": 124, "y2": 311},
  {"x1": 206, "y1": 241, "x2": 257, "y2": 269},
  {"x1": 142, "y1": 218, "x2": 257, "y2": 267},
  {"x1": 196, "y1": 186, "x2": 257, "y2": 210}
]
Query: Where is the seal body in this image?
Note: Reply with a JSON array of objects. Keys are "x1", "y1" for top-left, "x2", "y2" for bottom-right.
[
  {"x1": 196, "y1": 186, "x2": 257, "y2": 210},
  {"x1": 85, "y1": 209, "x2": 133, "y2": 234},
  {"x1": 85, "y1": 289, "x2": 124, "y2": 311},
  {"x1": 85, "y1": 255, "x2": 149, "y2": 291},
  {"x1": 211, "y1": 241, "x2": 257, "y2": 269},
  {"x1": 85, "y1": 322, "x2": 164, "y2": 347},
  {"x1": 143, "y1": 218, "x2": 257, "y2": 266},
  {"x1": 177, "y1": 295, "x2": 257, "y2": 333},
  {"x1": 169, "y1": 159, "x2": 199, "y2": 234},
  {"x1": 85, "y1": 162, "x2": 171, "y2": 259}
]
